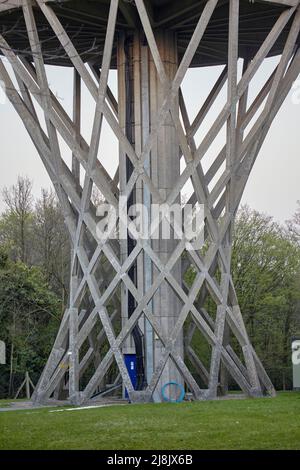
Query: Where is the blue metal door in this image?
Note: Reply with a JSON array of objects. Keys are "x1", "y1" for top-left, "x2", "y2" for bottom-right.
[{"x1": 124, "y1": 354, "x2": 137, "y2": 398}]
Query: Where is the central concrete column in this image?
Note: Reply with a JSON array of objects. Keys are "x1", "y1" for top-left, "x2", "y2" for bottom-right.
[{"x1": 118, "y1": 31, "x2": 183, "y2": 401}]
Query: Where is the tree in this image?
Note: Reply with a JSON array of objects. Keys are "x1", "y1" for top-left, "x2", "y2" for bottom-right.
[
  {"x1": 34, "y1": 189, "x2": 70, "y2": 307},
  {"x1": 0, "y1": 176, "x2": 34, "y2": 264},
  {"x1": 185, "y1": 205, "x2": 300, "y2": 390},
  {"x1": 0, "y1": 247, "x2": 61, "y2": 398},
  {"x1": 287, "y1": 200, "x2": 300, "y2": 244},
  {"x1": 0, "y1": 183, "x2": 70, "y2": 307},
  {"x1": 231, "y1": 206, "x2": 300, "y2": 389}
]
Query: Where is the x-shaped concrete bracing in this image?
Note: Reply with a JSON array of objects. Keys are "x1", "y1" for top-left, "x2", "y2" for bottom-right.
[{"x1": 0, "y1": 0, "x2": 299, "y2": 403}]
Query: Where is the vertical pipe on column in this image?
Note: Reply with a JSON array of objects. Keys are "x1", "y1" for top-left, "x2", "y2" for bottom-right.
[
  {"x1": 72, "y1": 68, "x2": 81, "y2": 186},
  {"x1": 68, "y1": 69, "x2": 81, "y2": 403},
  {"x1": 119, "y1": 33, "x2": 146, "y2": 391},
  {"x1": 141, "y1": 39, "x2": 154, "y2": 385}
]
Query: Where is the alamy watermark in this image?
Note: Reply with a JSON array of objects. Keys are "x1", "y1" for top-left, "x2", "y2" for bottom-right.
[{"x1": 96, "y1": 198, "x2": 205, "y2": 251}]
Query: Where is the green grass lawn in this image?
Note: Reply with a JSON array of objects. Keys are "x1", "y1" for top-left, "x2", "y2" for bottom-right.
[{"x1": 0, "y1": 392, "x2": 299, "y2": 450}]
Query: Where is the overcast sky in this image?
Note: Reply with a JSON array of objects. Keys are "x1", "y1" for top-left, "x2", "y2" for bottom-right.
[{"x1": 0, "y1": 56, "x2": 299, "y2": 224}]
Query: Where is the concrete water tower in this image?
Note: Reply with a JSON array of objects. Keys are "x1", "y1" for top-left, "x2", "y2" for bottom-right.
[{"x1": 0, "y1": 0, "x2": 299, "y2": 404}]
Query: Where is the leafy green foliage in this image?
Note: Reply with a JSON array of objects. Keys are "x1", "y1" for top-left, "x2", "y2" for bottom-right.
[
  {"x1": 231, "y1": 206, "x2": 300, "y2": 388},
  {"x1": 0, "y1": 247, "x2": 61, "y2": 397},
  {"x1": 185, "y1": 206, "x2": 300, "y2": 390}
]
